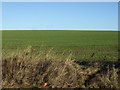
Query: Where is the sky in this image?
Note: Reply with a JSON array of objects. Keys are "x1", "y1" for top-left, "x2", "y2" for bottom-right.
[{"x1": 2, "y1": 2, "x2": 118, "y2": 30}]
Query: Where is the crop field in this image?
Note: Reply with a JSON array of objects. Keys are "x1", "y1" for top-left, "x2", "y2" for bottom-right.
[
  {"x1": 2, "y1": 30, "x2": 120, "y2": 88},
  {"x1": 2, "y1": 30, "x2": 118, "y2": 61}
]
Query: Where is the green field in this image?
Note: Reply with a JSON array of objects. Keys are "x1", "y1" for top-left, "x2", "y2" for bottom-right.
[{"x1": 2, "y1": 30, "x2": 118, "y2": 61}]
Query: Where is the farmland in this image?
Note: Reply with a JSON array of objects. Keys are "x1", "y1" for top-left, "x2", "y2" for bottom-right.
[
  {"x1": 2, "y1": 30, "x2": 120, "y2": 88},
  {"x1": 2, "y1": 30, "x2": 118, "y2": 61}
]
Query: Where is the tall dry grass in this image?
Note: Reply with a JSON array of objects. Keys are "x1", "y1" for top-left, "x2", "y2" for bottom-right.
[{"x1": 2, "y1": 46, "x2": 120, "y2": 88}]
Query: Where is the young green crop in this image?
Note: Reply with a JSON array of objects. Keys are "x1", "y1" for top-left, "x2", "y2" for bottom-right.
[{"x1": 2, "y1": 30, "x2": 118, "y2": 61}]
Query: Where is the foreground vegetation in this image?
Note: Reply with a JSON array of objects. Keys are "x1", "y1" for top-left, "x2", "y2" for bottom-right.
[{"x1": 2, "y1": 46, "x2": 120, "y2": 88}]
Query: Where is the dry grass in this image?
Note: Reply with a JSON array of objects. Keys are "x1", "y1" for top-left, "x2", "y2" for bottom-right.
[{"x1": 2, "y1": 46, "x2": 120, "y2": 88}]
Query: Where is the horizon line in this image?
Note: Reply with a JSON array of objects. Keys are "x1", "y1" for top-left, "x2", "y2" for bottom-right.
[{"x1": 1, "y1": 30, "x2": 118, "y2": 31}]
